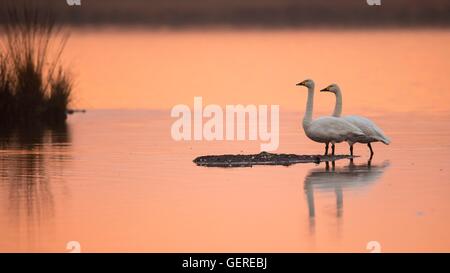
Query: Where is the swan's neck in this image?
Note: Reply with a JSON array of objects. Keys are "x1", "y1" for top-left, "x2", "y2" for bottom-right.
[
  {"x1": 303, "y1": 86, "x2": 314, "y2": 128},
  {"x1": 332, "y1": 88, "x2": 343, "y2": 117}
]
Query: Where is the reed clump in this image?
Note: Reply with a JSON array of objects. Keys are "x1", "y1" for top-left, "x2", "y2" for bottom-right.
[{"x1": 0, "y1": 6, "x2": 72, "y2": 126}]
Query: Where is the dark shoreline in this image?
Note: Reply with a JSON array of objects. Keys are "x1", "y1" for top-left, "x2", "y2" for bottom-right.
[{"x1": 2, "y1": 0, "x2": 450, "y2": 29}]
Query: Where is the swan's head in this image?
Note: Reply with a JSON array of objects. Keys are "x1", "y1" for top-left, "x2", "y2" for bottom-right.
[
  {"x1": 320, "y1": 84, "x2": 340, "y2": 94},
  {"x1": 296, "y1": 79, "x2": 314, "y2": 89}
]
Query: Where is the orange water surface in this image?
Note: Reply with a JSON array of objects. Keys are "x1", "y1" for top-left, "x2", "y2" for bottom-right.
[{"x1": 1, "y1": 30, "x2": 450, "y2": 252}]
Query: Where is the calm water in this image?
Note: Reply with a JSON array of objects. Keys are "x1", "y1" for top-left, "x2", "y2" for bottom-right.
[{"x1": 1, "y1": 30, "x2": 450, "y2": 252}]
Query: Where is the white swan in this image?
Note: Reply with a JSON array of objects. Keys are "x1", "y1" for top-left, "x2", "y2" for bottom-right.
[
  {"x1": 296, "y1": 79, "x2": 365, "y2": 155},
  {"x1": 320, "y1": 84, "x2": 391, "y2": 158}
]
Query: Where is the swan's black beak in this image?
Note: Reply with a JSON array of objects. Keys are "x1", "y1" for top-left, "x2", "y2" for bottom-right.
[
  {"x1": 320, "y1": 87, "x2": 329, "y2": 92},
  {"x1": 296, "y1": 82, "x2": 304, "y2": 86}
]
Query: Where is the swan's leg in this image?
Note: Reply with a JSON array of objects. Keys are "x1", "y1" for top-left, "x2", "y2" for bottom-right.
[
  {"x1": 349, "y1": 158, "x2": 355, "y2": 167},
  {"x1": 324, "y1": 143, "x2": 329, "y2": 155},
  {"x1": 368, "y1": 143, "x2": 374, "y2": 159},
  {"x1": 350, "y1": 144, "x2": 354, "y2": 156},
  {"x1": 331, "y1": 143, "x2": 335, "y2": 156}
]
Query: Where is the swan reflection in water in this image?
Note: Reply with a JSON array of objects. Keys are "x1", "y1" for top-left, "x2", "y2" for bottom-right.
[{"x1": 304, "y1": 159, "x2": 390, "y2": 233}]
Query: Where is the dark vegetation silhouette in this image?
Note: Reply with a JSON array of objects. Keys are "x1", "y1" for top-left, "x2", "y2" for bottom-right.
[{"x1": 0, "y1": 4, "x2": 72, "y2": 127}]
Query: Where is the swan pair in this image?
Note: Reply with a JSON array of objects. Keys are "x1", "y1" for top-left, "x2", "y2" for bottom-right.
[{"x1": 296, "y1": 79, "x2": 390, "y2": 158}]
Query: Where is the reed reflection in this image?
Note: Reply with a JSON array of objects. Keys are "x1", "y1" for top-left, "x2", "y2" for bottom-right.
[
  {"x1": 304, "y1": 160, "x2": 390, "y2": 234},
  {"x1": 0, "y1": 123, "x2": 71, "y2": 233}
]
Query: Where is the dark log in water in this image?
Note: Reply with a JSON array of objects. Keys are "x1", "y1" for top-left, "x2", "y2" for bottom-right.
[
  {"x1": 67, "y1": 109, "x2": 87, "y2": 115},
  {"x1": 193, "y1": 152, "x2": 355, "y2": 168}
]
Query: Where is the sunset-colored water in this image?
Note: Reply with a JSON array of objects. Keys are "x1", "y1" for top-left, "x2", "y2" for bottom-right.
[
  {"x1": 66, "y1": 30, "x2": 450, "y2": 114},
  {"x1": 1, "y1": 30, "x2": 450, "y2": 252}
]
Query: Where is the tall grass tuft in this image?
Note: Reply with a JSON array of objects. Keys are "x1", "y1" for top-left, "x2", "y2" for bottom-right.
[{"x1": 0, "y1": 4, "x2": 72, "y2": 126}]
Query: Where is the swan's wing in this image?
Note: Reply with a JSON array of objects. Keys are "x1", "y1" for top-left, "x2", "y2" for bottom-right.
[
  {"x1": 309, "y1": 117, "x2": 364, "y2": 141},
  {"x1": 344, "y1": 115, "x2": 391, "y2": 144}
]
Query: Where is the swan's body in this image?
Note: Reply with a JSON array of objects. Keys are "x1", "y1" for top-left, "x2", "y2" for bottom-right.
[
  {"x1": 297, "y1": 80, "x2": 365, "y2": 155},
  {"x1": 341, "y1": 115, "x2": 390, "y2": 145},
  {"x1": 304, "y1": 116, "x2": 364, "y2": 144},
  {"x1": 321, "y1": 84, "x2": 391, "y2": 157}
]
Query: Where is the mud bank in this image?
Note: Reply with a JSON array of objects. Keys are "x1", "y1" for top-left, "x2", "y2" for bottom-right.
[{"x1": 193, "y1": 152, "x2": 355, "y2": 167}]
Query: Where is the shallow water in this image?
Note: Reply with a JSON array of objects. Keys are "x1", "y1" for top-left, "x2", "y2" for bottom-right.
[
  {"x1": 1, "y1": 110, "x2": 449, "y2": 252},
  {"x1": 1, "y1": 30, "x2": 450, "y2": 252}
]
